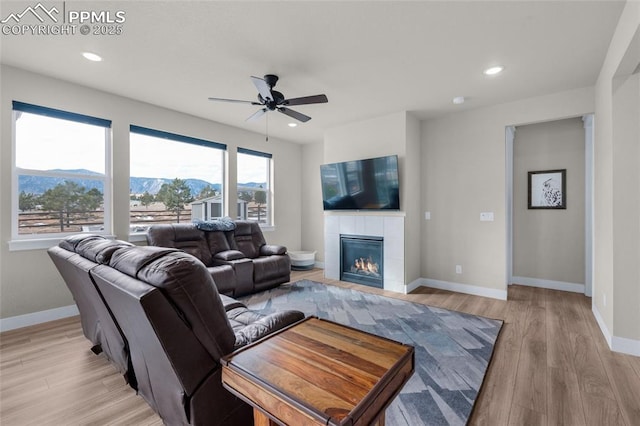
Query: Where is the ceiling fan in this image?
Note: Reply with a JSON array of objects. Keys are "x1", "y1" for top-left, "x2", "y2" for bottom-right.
[{"x1": 208, "y1": 74, "x2": 328, "y2": 123}]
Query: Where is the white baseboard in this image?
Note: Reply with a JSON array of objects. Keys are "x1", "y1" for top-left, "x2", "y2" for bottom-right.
[
  {"x1": 511, "y1": 276, "x2": 585, "y2": 293},
  {"x1": 0, "y1": 304, "x2": 79, "y2": 332},
  {"x1": 591, "y1": 303, "x2": 613, "y2": 347},
  {"x1": 406, "y1": 278, "x2": 422, "y2": 294},
  {"x1": 592, "y1": 303, "x2": 640, "y2": 357},
  {"x1": 612, "y1": 336, "x2": 640, "y2": 357},
  {"x1": 420, "y1": 278, "x2": 508, "y2": 300}
]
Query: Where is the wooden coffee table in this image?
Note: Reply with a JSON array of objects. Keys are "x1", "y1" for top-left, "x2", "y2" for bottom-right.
[{"x1": 221, "y1": 316, "x2": 414, "y2": 426}]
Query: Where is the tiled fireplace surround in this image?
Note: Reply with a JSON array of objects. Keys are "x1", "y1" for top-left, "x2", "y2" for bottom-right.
[{"x1": 324, "y1": 214, "x2": 405, "y2": 294}]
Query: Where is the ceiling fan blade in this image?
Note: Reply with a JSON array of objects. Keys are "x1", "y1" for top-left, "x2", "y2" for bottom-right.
[
  {"x1": 283, "y1": 94, "x2": 328, "y2": 106},
  {"x1": 246, "y1": 108, "x2": 267, "y2": 122},
  {"x1": 277, "y1": 107, "x2": 311, "y2": 123},
  {"x1": 250, "y1": 76, "x2": 273, "y2": 102},
  {"x1": 208, "y1": 97, "x2": 261, "y2": 105}
]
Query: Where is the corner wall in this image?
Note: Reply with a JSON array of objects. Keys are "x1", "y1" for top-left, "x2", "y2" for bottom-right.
[{"x1": 594, "y1": 0, "x2": 640, "y2": 351}]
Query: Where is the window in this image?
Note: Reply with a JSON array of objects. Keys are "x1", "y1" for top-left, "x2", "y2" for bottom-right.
[
  {"x1": 237, "y1": 148, "x2": 272, "y2": 226},
  {"x1": 12, "y1": 101, "x2": 111, "y2": 241},
  {"x1": 129, "y1": 126, "x2": 226, "y2": 234}
]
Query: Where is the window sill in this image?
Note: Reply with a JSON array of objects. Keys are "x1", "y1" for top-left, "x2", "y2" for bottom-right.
[
  {"x1": 8, "y1": 234, "x2": 116, "y2": 252},
  {"x1": 128, "y1": 233, "x2": 148, "y2": 243}
]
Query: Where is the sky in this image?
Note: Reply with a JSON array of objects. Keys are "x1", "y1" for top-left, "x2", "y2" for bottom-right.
[{"x1": 16, "y1": 112, "x2": 268, "y2": 184}]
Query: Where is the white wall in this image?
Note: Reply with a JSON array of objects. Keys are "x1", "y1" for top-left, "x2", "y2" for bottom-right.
[
  {"x1": 0, "y1": 65, "x2": 302, "y2": 320},
  {"x1": 421, "y1": 87, "x2": 594, "y2": 297},
  {"x1": 594, "y1": 0, "x2": 640, "y2": 347},
  {"x1": 612, "y1": 72, "x2": 639, "y2": 341},
  {"x1": 404, "y1": 113, "x2": 422, "y2": 285},
  {"x1": 301, "y1": 142, "x2": 325, "y2": 262},
  {"x1": 513, "y1": 118, "x2": 585, "y2": 286}
]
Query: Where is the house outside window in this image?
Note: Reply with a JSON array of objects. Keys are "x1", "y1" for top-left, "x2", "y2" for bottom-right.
[
  {"x1": 237, "y1": 148, "x2": 272, "y2": 226},
  {"x1": 129, "y1": 126, "x2": 226, "y2": 234},
  {"x1": 11, "y1": 101, "x2": 112, "y2": 244}
]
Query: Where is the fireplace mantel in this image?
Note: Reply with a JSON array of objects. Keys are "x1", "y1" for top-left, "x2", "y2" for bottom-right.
[{"x1": 324, "y1": 214, "x2": 405, "y2": 293}]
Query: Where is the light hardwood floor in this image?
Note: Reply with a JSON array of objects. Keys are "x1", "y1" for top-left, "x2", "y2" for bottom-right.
[{"x1": 1, "y1": 269, "x2": 639, "y2": 425}]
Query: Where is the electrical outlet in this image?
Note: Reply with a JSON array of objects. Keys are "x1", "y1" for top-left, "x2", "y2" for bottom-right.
[
  {"x1": 425, "y1": 211, "x2": 431, "y2": 220},
  {"x1": 455, "y1": 265, "x2": 462, "y2": 274}
]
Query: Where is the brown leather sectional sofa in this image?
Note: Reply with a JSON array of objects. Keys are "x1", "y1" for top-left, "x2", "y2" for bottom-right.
[
  {"x1": 146, "y1": 220, "x2": 291, "y2": 297},
  {"x1": 49, "y1": 234, "x2": 304, "y2": 426}
]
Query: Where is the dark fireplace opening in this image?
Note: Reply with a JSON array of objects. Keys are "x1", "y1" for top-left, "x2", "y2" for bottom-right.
[{"x1": 340, "y1": 234, "x2": 383, "y2": 288}]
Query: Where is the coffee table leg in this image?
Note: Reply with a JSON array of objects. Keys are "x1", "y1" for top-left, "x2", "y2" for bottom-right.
[{"x1": 253, "y1": 408, "x2": 277, "y2": 426}]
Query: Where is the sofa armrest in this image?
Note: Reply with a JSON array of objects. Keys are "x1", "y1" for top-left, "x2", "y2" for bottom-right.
[
  {"x1": 260, "y1": 245, "x2": 287, "y2": 256},
  {"x1": 233, "y1": 311, "x2": 305, "y2": 348},
  {"x1": 219, "y1": 294, "x2": 246, "y2": 312},
  {"x1": 214, "y1": 250, "x2": 246, "y2": 261}
]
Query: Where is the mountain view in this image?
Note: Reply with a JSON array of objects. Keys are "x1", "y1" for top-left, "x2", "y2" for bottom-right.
[{"x1": 19, "y1": 170, "x2": 264, "y2": 196}]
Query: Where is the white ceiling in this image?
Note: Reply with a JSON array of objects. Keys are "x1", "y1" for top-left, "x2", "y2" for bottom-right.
[{"x1": 0, "y1": 1, "x2": 625, "y2": 144}]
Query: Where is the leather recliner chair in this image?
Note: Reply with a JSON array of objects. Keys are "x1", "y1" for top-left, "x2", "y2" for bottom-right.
[
  {"x1": 89, "y1": 245, "x2": 304, "y2": 425},
  {"x1": 48, "y1": 235, "x2": 137, "y2": 387}
]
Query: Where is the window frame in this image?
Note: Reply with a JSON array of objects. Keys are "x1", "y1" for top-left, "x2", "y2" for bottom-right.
[
  {"x1": 129, "y1": 125, "x2": 227, "y2": 237},
  {"x1": 236, "y1": 147, "x2": 273, "y2": 228},
  {"x1": 10, "y1": 102, "x2": 112, "y2": 250}
]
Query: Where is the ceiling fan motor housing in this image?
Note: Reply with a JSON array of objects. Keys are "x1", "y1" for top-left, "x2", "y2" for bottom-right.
[{"x1": 259, "y1": 90, "x2": 285, "y2": 110}]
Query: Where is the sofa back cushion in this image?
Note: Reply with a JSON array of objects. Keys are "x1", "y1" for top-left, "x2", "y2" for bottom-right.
[
  {"x1": 108, "y1": 246, "x2": 236, "y2": 360},
  {"x1": 206, "y1": 230, "x2": 235, "y2": 255},
  {"x1": 75, "y1": 236, "x2": 134, "y2": 264},
  {"x1": 147, "y1": 224, "x2": 212, "y2": 266},
  {"x1": 231, "y1": 221, "x2": 266, "y2": 259}
]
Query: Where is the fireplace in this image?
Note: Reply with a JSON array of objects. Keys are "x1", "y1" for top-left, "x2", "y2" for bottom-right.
[{"x1": 340, "y1": 234, "x2": 383, "y2": 288}]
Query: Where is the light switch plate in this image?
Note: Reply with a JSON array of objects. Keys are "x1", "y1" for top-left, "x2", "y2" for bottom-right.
[
  {"x1": 480, "y1": 212, "x2": 494, "y2": 221},
  {"x1": 425, "y1": 211, "x2": 431, "y2": 220}
]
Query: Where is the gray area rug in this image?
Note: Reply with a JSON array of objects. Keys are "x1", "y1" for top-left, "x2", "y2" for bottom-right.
[{"x1": 238, "y1": 280, "x2": 503, "y2": 426}]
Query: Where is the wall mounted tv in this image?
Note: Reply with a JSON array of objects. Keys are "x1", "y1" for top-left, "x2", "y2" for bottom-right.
[{"x1": 320, "y1": 155, "x2": 400, "y2": 211}]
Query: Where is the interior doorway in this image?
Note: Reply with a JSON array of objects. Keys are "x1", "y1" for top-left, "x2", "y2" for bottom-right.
[{"x1": 506, "y1": 115, "x2": 594, "y2": 296}]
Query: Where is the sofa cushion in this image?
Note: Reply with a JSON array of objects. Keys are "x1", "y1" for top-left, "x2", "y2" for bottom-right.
[
  {"x1": 109, "y1": 247, "x2": 236, "y2": 359},
  {"x1": 147, "y1": 224, "x2": 212, "y2": 266},
  {"x1": 75, "y1": 238, "x2": 133, "y2": 264},
  {"x1": 206, "y1": 230, "x2": 234, "y2": 255},
  {"x1": 214, "y1": 250, "x2": 245, "y2": 261},
  {"x1": 232, "y1": 221, "x2": 266, "y2": 259},
  {"x1": 59, "y1": 234, "x2": 105, "y2": 252}
]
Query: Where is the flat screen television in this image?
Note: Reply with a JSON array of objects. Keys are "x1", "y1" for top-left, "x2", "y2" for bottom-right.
[{"x1": 320, "y1": 155, "x2": 400, "y2": 211}]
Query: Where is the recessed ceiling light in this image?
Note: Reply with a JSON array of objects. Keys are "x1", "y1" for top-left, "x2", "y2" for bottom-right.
[
  {"x1": 453, "y1": 96, "x2": 465, "y2": 105},
  {"x1": 82, "y1": 52, "x2": 102, "y2": 62},
  {"x1": 483, "y1": 66, "x2": 504, "y2": 76},
  {"x1": 288, "y1": 122, "x2": 298, "y2": 128}
]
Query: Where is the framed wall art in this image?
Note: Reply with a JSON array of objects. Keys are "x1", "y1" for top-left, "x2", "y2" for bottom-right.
[{"x1": 528, "y1": 169, "x2": 566, "y2": 209}]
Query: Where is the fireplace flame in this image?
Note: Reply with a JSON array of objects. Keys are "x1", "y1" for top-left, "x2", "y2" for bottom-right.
[{"x1": 353, "y1": 257, "x2": 380, "y2": 276}]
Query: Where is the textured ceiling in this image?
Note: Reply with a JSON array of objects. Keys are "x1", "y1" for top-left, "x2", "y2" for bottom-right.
[{"x1": 0, "y1": 1, "x2": 625, "y2": 143}]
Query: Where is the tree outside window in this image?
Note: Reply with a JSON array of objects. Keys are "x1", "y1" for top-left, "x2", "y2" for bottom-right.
[{"x1": 237, "y1": 148, "x2": 272, "y2": 226}]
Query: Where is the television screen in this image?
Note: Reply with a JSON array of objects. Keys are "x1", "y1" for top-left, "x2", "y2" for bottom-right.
[{"x1": 320, "y1": 155, "x2": 400, "y2": 210}]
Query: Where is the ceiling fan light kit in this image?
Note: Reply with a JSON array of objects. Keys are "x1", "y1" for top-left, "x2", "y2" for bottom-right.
[{"x1": 208, "y1": 74, "x2": 328, "y2": 124}]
